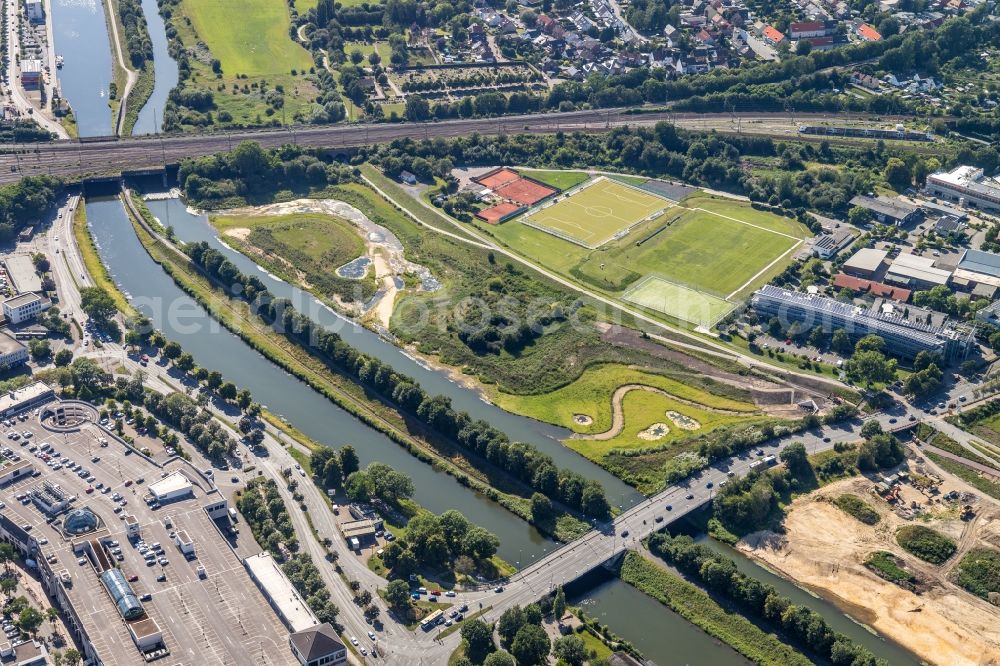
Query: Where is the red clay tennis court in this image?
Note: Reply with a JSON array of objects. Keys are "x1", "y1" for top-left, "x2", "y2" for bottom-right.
[
  {"x1": 494, "y1": 178, "x2": 557, "y2": 206},
  {"x1": 476, "y1": 202, "x2": 522, "y2": 224},
  {"x1": 474, "y1": 168, "x2": 521, "y2": 190}
]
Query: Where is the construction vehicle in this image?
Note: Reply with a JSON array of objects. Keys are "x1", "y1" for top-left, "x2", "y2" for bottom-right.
[{"x1": 960, "y1": 505, "x2": 975, "y2": 520}]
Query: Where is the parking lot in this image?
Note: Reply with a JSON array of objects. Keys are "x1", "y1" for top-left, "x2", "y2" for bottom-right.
[{"x1": 0, "y1": 411, "x2": 291, "y2": 666}]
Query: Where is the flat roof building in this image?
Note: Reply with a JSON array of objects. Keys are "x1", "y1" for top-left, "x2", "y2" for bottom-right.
[
  {"x1": 752, "y1": 284, "x2": 972, "y2": 361},
  {"x1": 147, "y1": 471, "x2": 193, "y2": 503},
  {"x1": 926, "y1": 166, "x2": 1000, "y2": 214},
  {"x1": 952, "y1": 248, "x2": 1000, "y2": 290},
  {"x1": 0, "y1": 331, "x2": 29, "y2": 371},
  {"x1": 885, "y1": 253, "x2": 951, "y2": 289},
  {"x1": 245, "y1": 552, "x2": 319, "y2": 632},
  {"x1": 850, "y1": 195, "x2": 922, "y2": 226},
  {"x1": 812, "y1": 229, "x2": 854, "y2": 259},
  {"x1": 2, "y1": 293, "x2": 49, "y2": 325},
  {"x1": 842, "y1": 248, "x2": 887, "y2": 278},
  {"x1": 0, "y1": 382, "x2": 52, "y2": 418},
  {"x1": 3, "y1": 257, "x2": 42, "y2": 294}
]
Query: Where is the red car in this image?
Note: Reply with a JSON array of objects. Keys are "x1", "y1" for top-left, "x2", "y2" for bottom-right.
[
  {"x1": 124, "y1": 480, "x2": 133, "y2": 487},
  {"x1": 85, "y1": 487, "x2": 94, "y2": 494},
  {"x1": 429, "y1": 590, "x2": 441, "y2": 597},
  {"x1": 127, "y1": 574, "x2": 139, "y2": 582}
]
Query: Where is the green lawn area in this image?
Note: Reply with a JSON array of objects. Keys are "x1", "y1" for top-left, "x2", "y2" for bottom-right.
[
  {"x1": 209, "y1": 211, "x2": 377, "y2": 304},
  {"x1": 183, "y1": 0, "x2": 314, "y2": 76},
  {"x1": 567, "y1": 387, "x2": 764, "y2": 462},
  {"x1": 492, "y1": 363, "x2": 757, "y2": 436},
  {"x1": 344, "y1": 40, "x2": 392, "y2": 63},
  {"x1": 622, "y1": 276, "x2": 734, "y2": 327},
  {"x1": 520, "y1": 169, "x2": 590, "y2": 191}
]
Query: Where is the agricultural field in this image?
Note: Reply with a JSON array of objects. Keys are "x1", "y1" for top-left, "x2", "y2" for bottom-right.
[
  {"x1": 522, "y1": 177, "x2": 671, "y2": 248},
  {"x1": 210, "y1": 212, "x2": 378, "y2": 303},
  {"x1": 173, "y1": 0, "x2": 318, "y2": 126}
]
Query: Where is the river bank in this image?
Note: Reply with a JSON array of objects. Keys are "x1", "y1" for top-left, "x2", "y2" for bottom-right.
[{"x1": 737, "y1": 475, "x2": 1000, "y2": 666}]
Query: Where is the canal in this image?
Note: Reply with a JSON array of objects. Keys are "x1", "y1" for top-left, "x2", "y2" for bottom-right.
[
  {"x1": 86, "y1": 195, "x2": 919, "y2": 665},
  {"x1": 50, "y1": 0, "x2": 114, "y2": 137},
  {"x1": 140, "y1": 195, "x2": 644, "y2": 510},
  {"x1": 85, "y1": 195, "x2": 552, "y2": 564},
  {"x1": 131, "y1": 0, "x2": 178, "y2": 134}
]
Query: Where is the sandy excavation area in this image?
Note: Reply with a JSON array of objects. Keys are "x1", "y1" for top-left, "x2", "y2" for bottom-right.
[{"x1": 738, "y1": 474, "x2": 1000, "y2": 666}]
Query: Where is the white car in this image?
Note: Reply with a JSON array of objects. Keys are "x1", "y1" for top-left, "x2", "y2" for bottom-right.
[
  {"x1": 350, "y1": 637, "x2": 359, "y2": 646},
  {"x1": 368, "y1": 631, "x2": 376, "y2": 641}
]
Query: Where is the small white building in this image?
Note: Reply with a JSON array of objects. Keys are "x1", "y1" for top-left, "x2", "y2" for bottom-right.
[
  {"x1": 148, "y1": 471, "x2": 193, "y2": 504},
  {"x1": 3, "y1": 293, "x2": 49, "y2": 324}
]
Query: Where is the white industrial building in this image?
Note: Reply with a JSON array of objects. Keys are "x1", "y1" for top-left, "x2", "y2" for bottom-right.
[
  {"x1": 884, "y1": 253, "x2": 951, "y2": 289},
  {"x1": 147, "y1": 471, "x2": 193, "y2": 504},
  {"x1": 0, "y1": 381, "x2": 54, "y2": 417},
  {"x1": 3, "y1": 292, "x2": 49, "y2": 324},
  {"x1": 926, "y1": 166, "x2": 1000, "y2": 214}
]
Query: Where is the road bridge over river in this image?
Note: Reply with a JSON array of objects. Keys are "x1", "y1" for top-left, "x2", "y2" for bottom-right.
[
  {"x1": 465, "y1": 412, "x2": 916, "y2": 625},
  {"x1": 0, "y1": 109, "x2": 923, "y2": 185}
]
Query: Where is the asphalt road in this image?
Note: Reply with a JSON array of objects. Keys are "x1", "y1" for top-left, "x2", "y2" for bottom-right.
[{"x1": 0, "y1": 109, "x2": 920, "y2": 184}]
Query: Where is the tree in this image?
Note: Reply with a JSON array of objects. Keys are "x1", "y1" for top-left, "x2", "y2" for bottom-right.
[
  {"x1": 831, "y1": 329, "x2": 852, "y2": 356},
  {"x1": 884, "y1": 157, "x2": 911, "y2": 192},
  {"x1": 779, "y1": 442, "x2": 810, "y2": 478},
  {"x1": 461, "y1": 619, "x2": 495, "y2": 663},
  {"x1": 63, "y1": 649, "x2": 82, "y2": 666},
  {"x1": 79, "y1": 287, "x2": 117, "y2": 325},
  {"x1": 364, "y1": 605, "x2": 380, "y2": 622},
  {"x1": 847, "y1": 206, "x2": 873, "y2": 227},
  {"x1": 860, "y1": 420, "x2": 883, "y2": 439},
  {"x1": 218, "y1": 382, "x2": 238, "y2": 401},
  {"x1": 16, "y1": 606, "x2": 43, "y2": 637},
  {"x1": 854, "y1": 335, "x2": 885, "y2": 354},
  {"x1": 54, "y1": 348, "x2": 73, "y2": 367},
  {"x1": 385, "y1": 579, "x2": 411, "y2": 610},
  {"x1": 511, "y1": 624, "x2": 550, "y2": 665},
  {"x1": 552, "y1": 634, "x2": 587, "y2": 666},
  {"x1": 236, "y1": 389, "x2": 253, "y2": 410},
  {"x1": 45, "y1": 607, "x2": 58, "y2": 635},
  {"x1": 206, "y1": 370, "x2": 223, "y2": 390},
  {"x1": 175, "y1": 352, "x2": 195, "y2": 372},
  {"x1": 462, "y1": 526, "x2": 500, "y2": 562},
  {"x1": 530, "y1": 492, "x2": 553, "y2": 524},
  {"x1": 339, "y1": 445, "x2": 360, "y2": 476},
  {"x1": 482, "y1": 653, "x2": 515, "y2": 666},
  {"x1": 846, "y1": 350, "x2": 896, "y2": 387},
  {"x1": 497, "y1": 605, "x2": 525, "y2": 644},
  {"x1": 0, "y1": 577, "x2": 16, "y2": 600},
  {"x1": 552, "y1": 586, "x2": 566, "y2": 621},
  {"x1": 28, "y1": 338, "x2": 50, "y2": 361},
  {"x1": 162, "y1": 341, "x2": 182, "y2": 360},
  {"x1": 405, "y1": 96, "x2": 431, "y2": 122}
]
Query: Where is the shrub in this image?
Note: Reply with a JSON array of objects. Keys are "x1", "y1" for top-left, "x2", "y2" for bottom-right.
[
  {"x1": 833, "y1": 494, "x2": 880, "y2": 525},
  {"x1": 895, "y1": 526, "x2": 956, "y2": 564},
  {"x1": 864, "y1": 551, "x2": 916, "y2": 589},
  {"x1": 954, "y1": 548, "x2": 1000, "y2": 603}
]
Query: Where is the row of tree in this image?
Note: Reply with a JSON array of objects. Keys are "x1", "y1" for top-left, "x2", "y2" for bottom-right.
[
  {"x1": 649, "y1": 532, "x2": 888, "y2": 666},
  {"x1": 117, "y1": 0, "x2": 153, "y2": 68},
  {"x1": 184, "y1": 238, "x2": 612, "y2": 520}
]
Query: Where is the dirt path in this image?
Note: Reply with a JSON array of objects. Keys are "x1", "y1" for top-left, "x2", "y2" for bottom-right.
[
  {"x1": 738, "y1": 476, "x2": 1000, "y2": 666},
  {"x1": 575, "y1": 383, "x2": 753, "y2": 441}
]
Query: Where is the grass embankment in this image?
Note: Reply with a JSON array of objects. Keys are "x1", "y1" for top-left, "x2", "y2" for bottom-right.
[
  {"x1": 124, "y1": 196, "x2": 590, "y2": 541},
  {"x1": 895, "y1": 525, "x2": 956, "y2": 564},
  {"x1": 122, "y1": 65, "x2": 155, "y2": 135},
  {"x1": 916, "y1": 423, "x2": 1000, "y2": 471},
  {"x1": 954, "y1": 548, "x2": 1000, "y2": 602},
  {"x1": 833, "y1": 494, "x2": 881, "y2": 525},
  {"x1": 210, "y1": 211, "x2": 377, "y2": 303},
  {"x1": 73, "y1": 201, "x2": 136, "y2": 316},
  {"x1": 103, "y1": 0, "x2": 130, "y2": 130},
  {"x1": 618, "y1": 552, "x2": 812, "y2": 666}
]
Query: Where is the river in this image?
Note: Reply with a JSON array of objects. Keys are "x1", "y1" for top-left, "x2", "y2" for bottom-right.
[
  {"x1": 50, "y1": 0, "x2": 114, "y2": 136},
  {"x1": 140, "y1": 195, "x2": 644, "y2": 510},
  {"x1": 131, "y1": 0, "x2": 178, "y2": 134},
  {"x1": 85, "y1": 195, "x2": 552, "y2": 564}
]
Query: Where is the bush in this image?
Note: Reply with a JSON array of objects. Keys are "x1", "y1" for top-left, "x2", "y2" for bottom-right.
[
  {"x1": 895, "y1": 526, "x2": 956, "y2": 564},
  {"x1": 863, "y1": 551, "x2": 916, "y2": 589},
  {"x1": 833, "y1": 494, "x2": 880, "y2": 525},
  {"x1": 954, "y1": 548, "x2": 1000, "y2": 603}
]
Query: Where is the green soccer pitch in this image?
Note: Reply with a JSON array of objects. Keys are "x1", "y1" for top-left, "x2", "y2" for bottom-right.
[{"x1": 521, "y1": 178, "x2": 671, "y2": 248}]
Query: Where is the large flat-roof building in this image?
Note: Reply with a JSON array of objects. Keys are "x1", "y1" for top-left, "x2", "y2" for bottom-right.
[
  {"x1": 751, "y1": 284, "x2": 973, "y2": 362},
  {"x1": 850, "y1": 195, "x2": 923, "y2": 227},
  {"x1": 0, "y1": 382, "x2": 53, "y2": 418},
  {"x1": 926, "y1": 166, "x2": 1000, "y2": 214},
  {"x1": 842, "y1": 248, "x2": 887, "y2": 278},
  {"x1": 884, "y1": 253, "x2": 951, "y2": 289},
  {"x1": 952, "y1": 248, "x2": 1000, "y2": 293},
  {"x1": 3, "y1": 257, "x2": 42, "y2": 294},
  {"x1": 244, "y1": 552, "x2": 319, "y2": 632}
]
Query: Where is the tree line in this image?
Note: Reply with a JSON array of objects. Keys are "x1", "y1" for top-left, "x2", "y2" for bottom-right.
[
  {"x1": 0, "y1": 176, "x2": 62, "y2": 242},
  {"x1": 117, "y1": 0, "x2": 153, "y2": 68},
  {"x1": 183, "y1": 238, "x2": 612, "y2": 520},
  {"x1": 648, "y1": 532, "x2": 888, "y2": 666}
]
